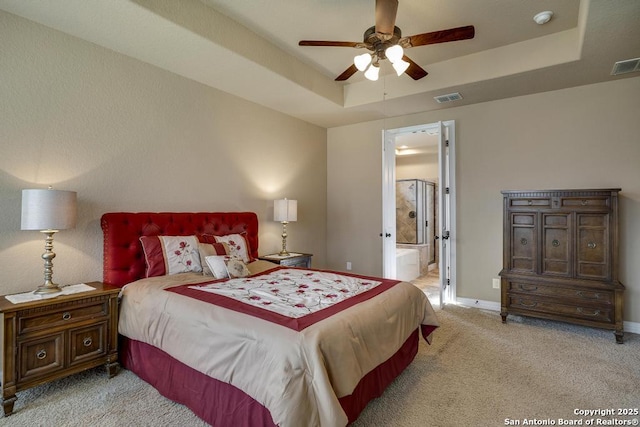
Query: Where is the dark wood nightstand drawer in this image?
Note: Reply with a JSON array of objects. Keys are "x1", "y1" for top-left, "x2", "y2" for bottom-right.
[
  {"x1": 70, "y1": 322, "x2": 107, "y2": 365},
  {"x1": 18, "y1": 333, "x2": 65, "y2": 382},
  {"x1": 18, "y1": 299, "x2": 109, "y2": 335}
]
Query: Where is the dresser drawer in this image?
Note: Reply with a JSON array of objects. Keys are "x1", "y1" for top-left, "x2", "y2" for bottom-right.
[
  {"x1": 69, "y1": 322, "x2": 107, "y2": 366},
  {"x1": 509, "y1": 198, "x2": 551, "y2": 208},
  {"x1": 560, "y1": 196, "x2": 610, "y2": 210},
  {"x1": 18, "y1": 333, "x2": 64, "y2": 382},
  {"x1": 18, "y1": 300, "x2": 109, "y2": 335},
  {"x1": 508, "y1": 281, "x2": 614, "y2": 305},
  {"x1": 508, "y1": 296, "x2": 614, "y2": 324}
]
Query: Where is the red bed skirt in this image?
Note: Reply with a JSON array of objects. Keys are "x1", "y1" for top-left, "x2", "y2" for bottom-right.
[{"x1": 120, "y1": 328, "x2": 420, "y2": 426}]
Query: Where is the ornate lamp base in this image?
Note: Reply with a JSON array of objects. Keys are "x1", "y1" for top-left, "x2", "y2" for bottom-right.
[
  {"x1": 278, "y1": 221, "x2": 290, "y2": 256},
  {"x1": 34, "y1": 230, "x2": 63, "y2": 294}
]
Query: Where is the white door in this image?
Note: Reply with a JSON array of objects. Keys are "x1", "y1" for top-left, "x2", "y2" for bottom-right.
[
  {"x1": 382, "y1": 130, "x2": 396, "y2": 279},
  {"x1": 438, "y1": 121, "x2": 456, "y2": 307},
  {"x1": 382, "y1": 121, "x2": 456, "y2": 307}
]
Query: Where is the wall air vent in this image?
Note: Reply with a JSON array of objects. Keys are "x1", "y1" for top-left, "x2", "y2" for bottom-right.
[
  {"x1": 434, "y1": 92, "x2": 463, "y2": 103},
  {"x1": 611, "y1": 58, "x2": 640, "y2": 75}
]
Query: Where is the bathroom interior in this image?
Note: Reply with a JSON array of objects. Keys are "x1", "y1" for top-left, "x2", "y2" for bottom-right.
[{"x1": 394, "y1": 130, "x2": 440, "y2": 294}]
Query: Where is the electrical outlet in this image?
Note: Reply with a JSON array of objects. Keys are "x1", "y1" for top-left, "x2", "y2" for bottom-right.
[
  {"x1": 492, "y1": 278, "x2": 501, "y2": 289},
  {"x1": 346, "y1": 262, "x2": 352, "y2": 271}
]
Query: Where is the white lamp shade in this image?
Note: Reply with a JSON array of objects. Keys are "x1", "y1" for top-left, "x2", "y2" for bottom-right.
[
  {"x1": 21, "y1": 189, "x2": 77, "y2": 231},
  {"x1": 274, "y1": 199, "x2": 297, "y2": 222},
  {"x1": 385, "y1": 45, "x2": 404, "y2": 63},
  {"x1": 392, "y1": 58, "x2": 410, "y2": 76},
  {"x1": 364, "y1": 64, "x2": 380, "y2": 81},
  {"x1": 354, "y1": 53, "x2": 372, "y2": 72}
]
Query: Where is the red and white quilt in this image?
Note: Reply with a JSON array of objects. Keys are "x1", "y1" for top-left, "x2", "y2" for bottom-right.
[{"x1": 118, "y1": 263, "x2": 438, "y2": 427}]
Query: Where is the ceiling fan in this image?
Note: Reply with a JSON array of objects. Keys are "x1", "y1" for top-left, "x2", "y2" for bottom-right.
[{"x1": 298, "y1": 0, "x2": 475, "y2": 81}]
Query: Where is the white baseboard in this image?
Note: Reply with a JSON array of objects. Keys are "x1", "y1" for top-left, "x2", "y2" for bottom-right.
[
  {"x1": 455, "y1": 297, "x2": 501, "y2": 312},
  {"x1": 454, "y1": 297, "x2": 640, "y2": 336},
  {"x1": 624, "y1": 320, "x2": 640, "y2": 335}
]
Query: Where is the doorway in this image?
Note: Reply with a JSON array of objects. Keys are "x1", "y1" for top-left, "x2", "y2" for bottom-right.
[{"x1": 382, "y1": 121, "x2": 457, "y2": 308}]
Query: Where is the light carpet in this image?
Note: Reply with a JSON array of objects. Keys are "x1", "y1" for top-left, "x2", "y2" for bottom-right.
[{"x1": 4, "y1": 305, "x2": 639, "y2": 427}]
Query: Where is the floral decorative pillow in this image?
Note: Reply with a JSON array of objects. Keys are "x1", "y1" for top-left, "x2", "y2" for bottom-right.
[
  {"x1": 198, "y1": 242, "x2": 229, "y2": 276},
  {"x1": 212, "y1": 233, "x2": 252, "y2": 263},
  {"x1": 205, "y1": 255, "x2": 232, "y2": 279},
  {"x1": 140, "y1": 235, "x2": 202, "y2": 277},
  {"x1": 224, "y1": 257, "x2": 251, "y2": 278}
]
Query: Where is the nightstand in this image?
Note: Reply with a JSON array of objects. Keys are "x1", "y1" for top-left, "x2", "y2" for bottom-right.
[
  {"x1": 259, "y1": 253, "x2": 313, "y2": 268},
  {"x1": 0, "y1": 282, "x2": 120, "y2": 416}
]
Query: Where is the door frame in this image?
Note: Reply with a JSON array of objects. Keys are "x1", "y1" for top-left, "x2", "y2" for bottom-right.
[{"x1": 382, "y1": 120, "x2": 457, "y2": 306}]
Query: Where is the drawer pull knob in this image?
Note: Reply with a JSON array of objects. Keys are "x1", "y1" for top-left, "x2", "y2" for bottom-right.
[
  {"x1": 62, "y1": 312, "x2": 72, "y2": 320},
  {"x1": 552, "y1": 239, "x2": 560, "y2": 247},
  {"x1": 587, "y1": 242, "x2": 597, "y2": 249},
  {"x1": 581, "y1": 200, "x2": 588, "y2": 206},
  {"x1": 518, "y1": 284, "x2": 538, "y2": 291},
  {"x1": 528, "y1": 200, "x2": 533, "y2": 206},
  {"x1": 577, "y1": 307, "x2": 601, "y2": 317},
  {"x1": 36, "y1": 349, "x2": 47, "y2": 360},
  {"x1": 83, "y1": 337, "x2": 93, "y2": 347},
  {"x1": 577, "y1": 291, "x2": 601, "y2": 300},
  {"x1": 519, "y1": 299, "x2": 538, "y2": 307},
  {"x1": 520, "y1": 238, "x2": 528, "y2": 246}
]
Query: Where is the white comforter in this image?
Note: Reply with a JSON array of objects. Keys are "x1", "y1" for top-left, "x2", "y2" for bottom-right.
[{"x1": 118, "y1": 262, "x2": 438, "y2": 427}]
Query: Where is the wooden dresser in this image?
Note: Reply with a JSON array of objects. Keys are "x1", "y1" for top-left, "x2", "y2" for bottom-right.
[
  {"x1": 499, "y1": 189, "x2": 624, "y2": 343},
  {"x1": 0, "y1": 282, "x2": 119, "y2": 415}
]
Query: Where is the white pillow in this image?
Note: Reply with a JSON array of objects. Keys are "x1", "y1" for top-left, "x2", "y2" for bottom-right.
[{"x1": 205, "y1": 255, "x2": 231, "y2": 279}]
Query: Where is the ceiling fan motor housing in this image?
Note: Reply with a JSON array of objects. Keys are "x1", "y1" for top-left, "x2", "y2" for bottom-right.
[{"x1": 364, "y1": 25, "x2": 403, "y2": 59}]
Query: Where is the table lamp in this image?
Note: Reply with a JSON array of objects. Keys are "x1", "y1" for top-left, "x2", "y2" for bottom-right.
[
  {"x1": 21, "y1": 188, "x2": 77, "y2": 294},
  {"x1": 274, "y1": 198, "x2": 297, "y2": 256}
]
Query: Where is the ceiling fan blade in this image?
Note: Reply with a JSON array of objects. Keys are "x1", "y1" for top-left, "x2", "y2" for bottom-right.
[
  {"x1": 375, "y1": 0, "x2": 398, "y2": 36},
  {"x1": 299, "y1": 40, "x2": 360, "y2": 47},
  {"x1": 402, "y1": 55, "x2": 428, "y2": 80},
  {"x1": 335, "y1": 64, "x2": 358, "y2": 81},
  {"x1": 407, "y1": 25, "x2": 475, "y2": 47}
]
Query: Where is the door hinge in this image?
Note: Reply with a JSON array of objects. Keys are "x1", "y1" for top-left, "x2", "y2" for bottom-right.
[
  {"x1": 445, "y1": 187, "x2": 450, "y2": 194},
  {"x1": 445, "y1": 140, "x2": 449, "y2": 147},
  {"x1": 447, "y1": 279, "x2": 450, "y2": 287}
]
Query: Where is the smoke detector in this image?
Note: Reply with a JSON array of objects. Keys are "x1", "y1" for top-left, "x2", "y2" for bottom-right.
[{"x1": 533, "y1": 11, "x2": 553, "y2": 25}]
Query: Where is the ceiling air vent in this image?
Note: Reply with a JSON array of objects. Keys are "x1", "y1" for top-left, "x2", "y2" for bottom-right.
[
  {"x1": 611, "y1": 58, "x2": 640, "y2": 76},
  {"x1": 434, "y1": 92, "x2": 463, "y2": 103}
]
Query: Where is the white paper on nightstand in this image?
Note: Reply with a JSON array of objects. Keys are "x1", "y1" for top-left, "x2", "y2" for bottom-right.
[{"x1": 4, "y1": 283, "x2": 96, "y2": 304}]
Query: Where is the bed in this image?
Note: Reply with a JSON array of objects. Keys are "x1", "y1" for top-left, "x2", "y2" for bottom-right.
[{"x1": 101, "y1": 212, "x2": 438, "y2": 426}]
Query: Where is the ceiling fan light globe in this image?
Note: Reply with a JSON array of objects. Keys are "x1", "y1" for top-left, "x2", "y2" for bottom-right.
[
  {"x1": 364, "y1": 64, "x2": 380, "y2": 81},
  {"x1": 385, "y1": 44, "x2": 404, "y2": 63},
  {"x1": 354, "y1": 53, "x2": 372, "y2": 72},
  {"x1": 392, "y1": 58, "x2": 410, "y2": 76}
]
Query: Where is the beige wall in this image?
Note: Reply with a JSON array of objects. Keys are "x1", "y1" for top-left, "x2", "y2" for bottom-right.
[
  {"x1": 396, "y1": 153, "x2": 439, "y2": 183},
  {"x1": 328, "y1": 76, "x2": 640, "y2": 323},
  {"x1": 0, "y1": 11, "x2": 327, "y2": 295}
]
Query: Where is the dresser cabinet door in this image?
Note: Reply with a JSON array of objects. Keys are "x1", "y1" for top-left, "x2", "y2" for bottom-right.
[
  {"x1": 576, "y1": 213, "x2": 610, "y2": 280},
  {"x1": 510, "y1": 213, "x2": 537, "y2": 273},
  {"x1": 541, "y1": 213, "x2": 572, "y2": 277}
]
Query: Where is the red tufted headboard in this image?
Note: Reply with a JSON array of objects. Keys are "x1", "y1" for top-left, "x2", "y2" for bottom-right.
[{"x1": 101, "y1": 212, "x2": 259, "y2": 287}]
